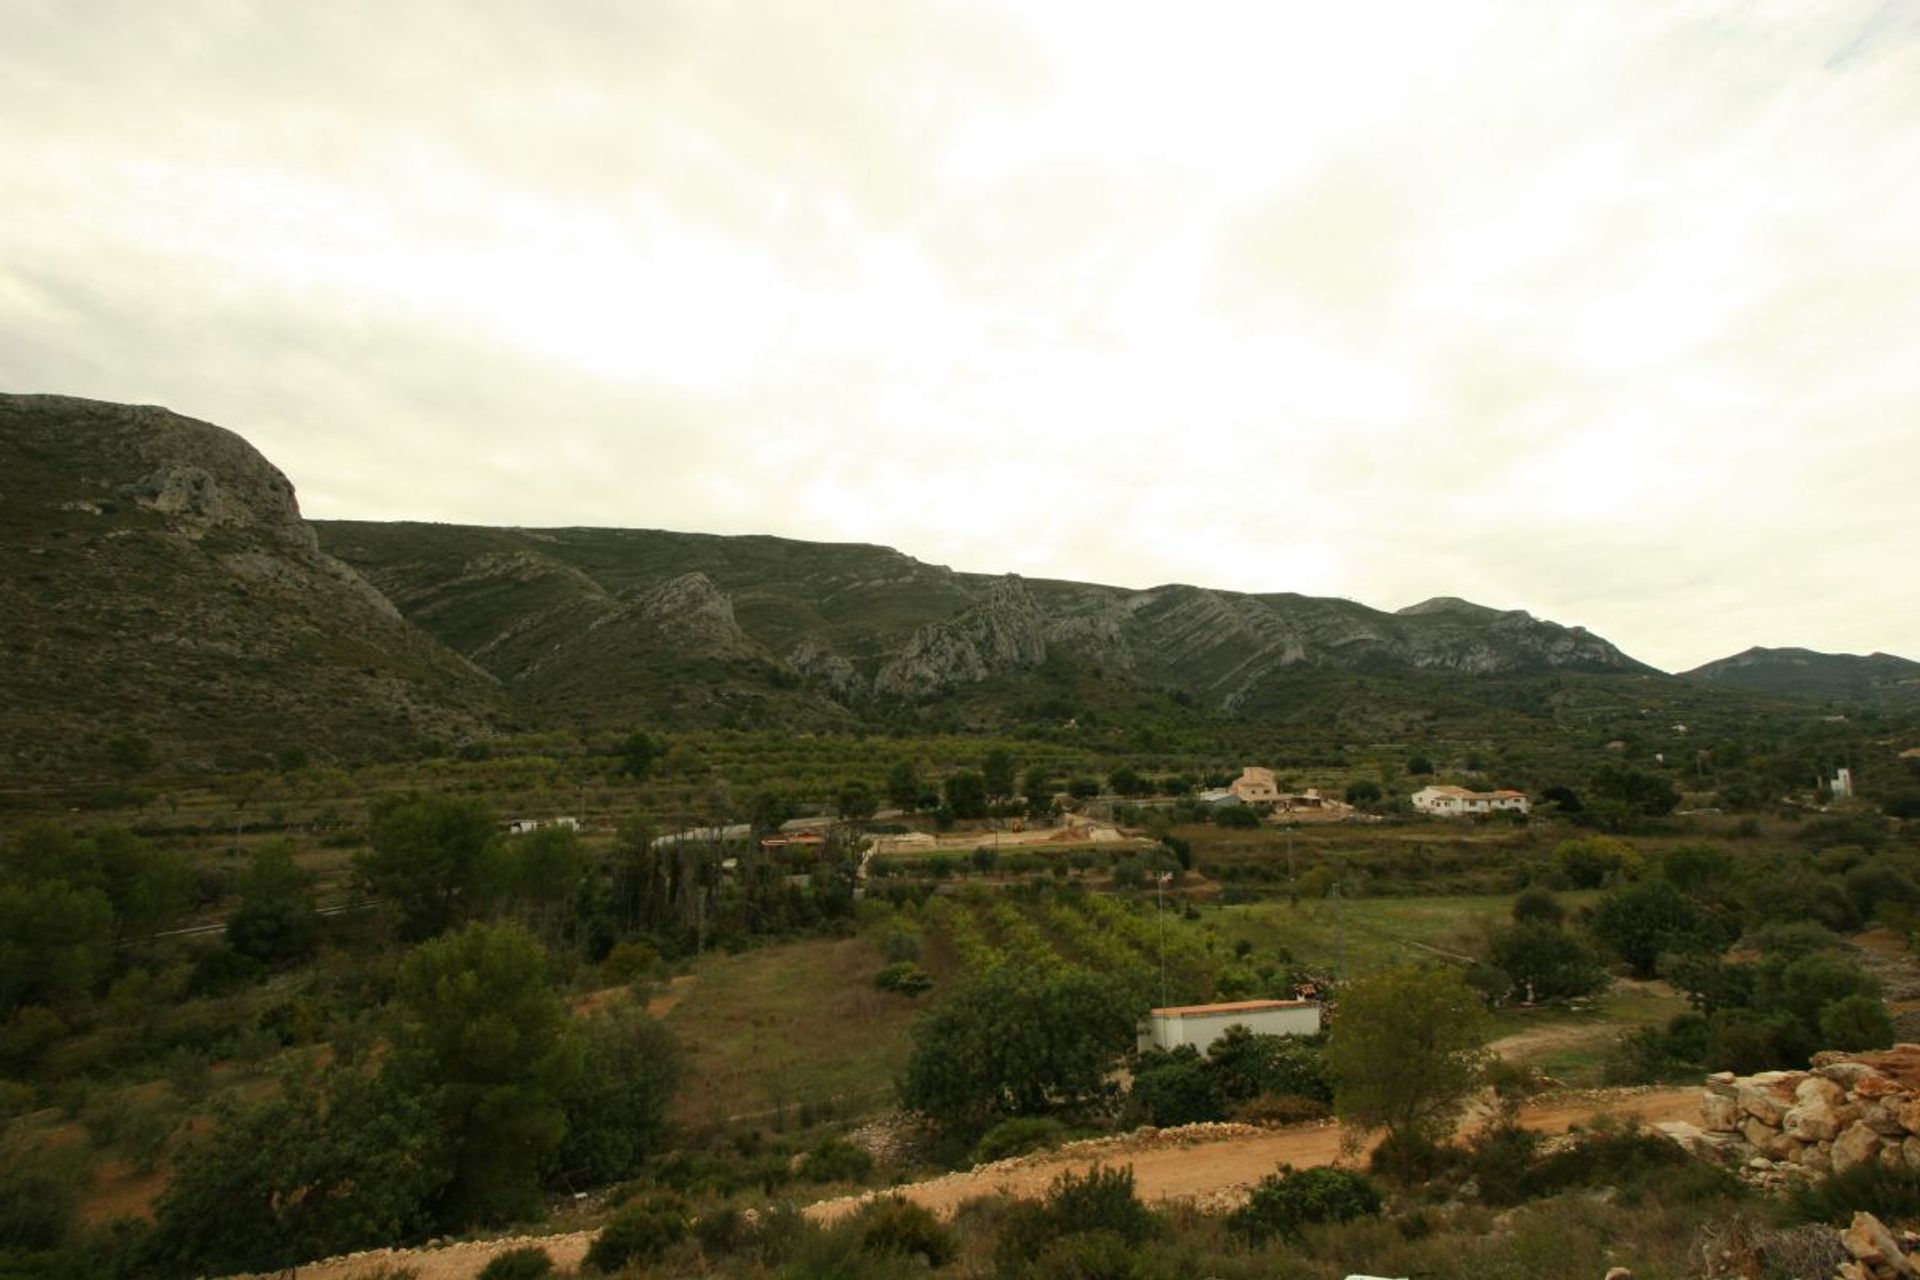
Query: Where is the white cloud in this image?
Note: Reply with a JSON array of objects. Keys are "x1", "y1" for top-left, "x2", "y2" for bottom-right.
[{"x1": 1, "y1": 0, "x2": 1916, "y2": 672}]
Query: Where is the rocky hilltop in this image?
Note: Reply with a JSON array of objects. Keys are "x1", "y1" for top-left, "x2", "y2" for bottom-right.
[{"x1": 0, "y1": 394, "x2": 502, "y2": 775}]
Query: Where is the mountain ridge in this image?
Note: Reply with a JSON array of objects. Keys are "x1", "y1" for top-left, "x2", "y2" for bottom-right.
[
  {"x1": 7, "y1": 392, "x2": 1896, "y2": 771},
  {"x1": 1682, "y1": 645, "x2": 1920, "y2": 707}
]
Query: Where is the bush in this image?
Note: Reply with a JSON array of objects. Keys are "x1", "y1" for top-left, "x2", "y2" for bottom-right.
[
  {"x1": 1466, "y1": 1123, "x2": 1541, "y2": 1205},
  {"x1": 476, "y1": 1245, "x2": 553, "y2": 1280},
  {"x1": 874, "y1": 961, "x2": 934, "y2": 996},
  {"x1": 802, "y1": 1135, "x2": 876, "y2": 1184},
  {"x1": 1229, "y1": 1093, "x2": 1331, "y2": 1128},
  {"x1": 996, "y1": 1165, "x2": 1161, "y2": 1275},
  {"x1": 848, "y1": 1195, "x2": 957, "y2": 1265},
  {"x1": 1784, "y1": 1160, "x2": 1920, "y2": 1225},
  {"x1": 1229, "y1": 1164, "x2": 1383, "y2": 1243},
  {"x1": 1819, "y1": 994, "x2": 1896, "y2": 1052},
  {"x1": 973, "y1": 1115, "x2": 1070, "y2": 1164},
  {"x1": 1032, "y1": 1228, "x2": 1164, "y2": 1280},
  {"x1": 1529, "y1": 1120, "x2": 1738, "y2": 1204},
  {"x1": 583, "y1": 1195, "x2": 689, "y2": 1273}
]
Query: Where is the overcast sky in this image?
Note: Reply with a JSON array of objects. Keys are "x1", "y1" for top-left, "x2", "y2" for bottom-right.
[{"x1": 4, "y1": 1, "x2": 1917, "y2": 673}]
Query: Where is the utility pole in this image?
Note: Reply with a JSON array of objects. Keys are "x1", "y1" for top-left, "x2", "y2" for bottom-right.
[
  {"x1": 1331, "y1": 880, "x2": 1345, "y2": 985},
  {"x1": 1155, "y1": 871, "x2": 1169, "y2": 1008}
]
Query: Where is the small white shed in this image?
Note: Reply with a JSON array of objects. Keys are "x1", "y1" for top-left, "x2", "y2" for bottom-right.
[{"x1": 1137, "y1": 999, "x2": 1322, "y2": 1054}]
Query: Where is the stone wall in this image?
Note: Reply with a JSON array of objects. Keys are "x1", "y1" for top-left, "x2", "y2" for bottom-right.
[{"x1": 1702, "y1": 1044, "x2": 1920, "y2": 1177}]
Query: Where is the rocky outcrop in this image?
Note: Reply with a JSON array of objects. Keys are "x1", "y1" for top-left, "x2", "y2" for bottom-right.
[
  {"x1": 873, "y1": 575, "x2": 1048, "y2": 698},
  {"x1": 787, "y1": 636, "x2": 870, "y2": 701},
  {"x1": 1702, "y1": 1045, "x2": 1920, "y2": 1179},
  {"x1": 0, "y1": 393, "x2": 502, "y2": 774},
  {"x1": 633, "y1": 572, "x2": 757, "y2": 657}
]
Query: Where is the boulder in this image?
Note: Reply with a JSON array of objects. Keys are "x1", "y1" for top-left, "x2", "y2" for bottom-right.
[
  {"x1": 1861, "y1": 1099, "x2": 1910, "y2": 1138},
  {"x1": 1833, "y1": 1122, "x2": 1885, "y2": 1174},
  {"x1": 1736, "y1": 1081, "x2": 1788, "y2": 1125},
  {"x1": 1784, "y1": 1096, "x2": 1843, "y2": 1142},
  {"x1": 1841, "y1": 1211, "x2": 1916, "y2": 1279},
  {"x1": 1795, "y1": 1075, "x2": 1847, "y2": 1108},
  {"x1": 1791, "y1": 1143, "x2": 1832, "y2": 1171},
  {"x1": 1701, "y1": 1091, "x2": 1741, "y2": 1133},
  {"x1": 1741, "y1": 1117, "x2": 1777, "y2": 1148},
  {"x1": 1853, "y1": 1072, "x2": 1905, "y2": 1101},
  {"x1": 1818, "y1": 1061, "x2": 1890, "y2": 1090},
  {"x1": 1905, "y1": 1136, "x2": 1920, "y2": 1171},
  {"x1": 1896, "y1": 1096, "x2": 1920, "y2": 1135},
  {"x1": 1764, "y1": 1129, "x2": 1804, "y2": 1161}
]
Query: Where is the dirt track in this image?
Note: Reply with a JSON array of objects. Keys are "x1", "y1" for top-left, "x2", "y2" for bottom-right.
[{"x1": 258, "y1": 1087, "x2": 1698, "y2": 1280}]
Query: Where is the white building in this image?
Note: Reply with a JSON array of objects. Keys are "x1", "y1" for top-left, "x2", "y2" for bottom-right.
[
  {"x1": 1410, "y1": 785, "x2": 1530, "y2": 818},
  {"x1": 1137, "y1": 999, "x2": 1322, "y2": 1054}
]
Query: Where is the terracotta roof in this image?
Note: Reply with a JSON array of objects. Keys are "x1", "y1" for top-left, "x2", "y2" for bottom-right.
[{"x1": 1149, "y1": 999, "x2": 1316, "y2": 1017}]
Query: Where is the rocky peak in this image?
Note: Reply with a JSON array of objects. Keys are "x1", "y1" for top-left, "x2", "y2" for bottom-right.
[{"x1": 873, "y1": 573, "x2": 1048, "y2": 699}]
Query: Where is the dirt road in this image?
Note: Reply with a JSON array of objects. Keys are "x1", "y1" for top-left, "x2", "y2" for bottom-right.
[{"x1": 258, "y1": 1087, "x2": 1699, "y2": 1280}]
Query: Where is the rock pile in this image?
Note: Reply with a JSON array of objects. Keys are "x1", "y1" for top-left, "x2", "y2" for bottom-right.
[{"x1": 1704, "y1": 1045, "x2": 1920, "y2": 1177}]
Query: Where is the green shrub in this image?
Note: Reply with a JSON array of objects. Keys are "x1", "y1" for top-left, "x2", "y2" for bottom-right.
[
  {"x1": 802, "y1": 1136, "x2": 876, "y2": 1184},
  {"x1": 874, "y1": 961, "x2": 934, "y2": 996},
  {"x1": 995, "y1": 1165, "x2": 1161, "y2": 1275},
  {"x1": 1032, "y1": 1228, "x2": 1165, "y2": 1280},
  {"x1": 583, "y1": 1194, "x2": 689, "y2": 1273},
  {"x1": 848, "y1": 1195, "x2": 956, "y2": 1265},
  {"x1": 1466, "y1": 1123, "x2": 1541, "y2": 1206},
  {"x1": 973, "y1": 1116, "x2": 1069, "y2": 1164},
  {"x1": 1530, "y1": 1120, "x2": 1738, "y2": 1204},
  {"x1": 476, "y1": 1245, "x2": 552, "y2": 1280},
  {"x1": 1784, "y1": 1161, "x2": 1920, "y2": 1225},
  {"x1": 1229, "y1": 1164, "x2": 1383, "y2": 1243},
  {"x1": 1819, "y1": 994, "x2": 1896, "y2": 1052}
]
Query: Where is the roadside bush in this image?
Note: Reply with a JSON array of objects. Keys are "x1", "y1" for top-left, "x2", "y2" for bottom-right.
[
  {"x1": 1228, "y1": 1164, "x2": 1383, "y2": 1243},
  {"x1": 995, "y1": 1165, "x2": 1161, "y2": 1275},
  {"x1": 476, "y1": 1245, "x2": 552, "y2": 1280},
  {"x1": 583, "y1": 1194, "x2": 689, "y2": 1273},
  {"x1": 1530, "y1": 1120, "x2": 1738, "y2": 1204},
  {"x1": 874, "y1": 961, "x2": 934, "y2": 996},
  {"x1": 848, "y1": 1195, "x2": 956, "y2": 1265},
  {"x1": 973, "y1": 1116, "x2": 1070, "y2": 1164},
  {"x1": 1230, "y1": 1093, "x2": 1331, "y2": 1128},
  {"x1": 1784, "y1": 1161, "x2": 1920, "y2": 1225},
  {"x1": 1129, "y1": 1047, "x2": 1218, "y2": 1126}
]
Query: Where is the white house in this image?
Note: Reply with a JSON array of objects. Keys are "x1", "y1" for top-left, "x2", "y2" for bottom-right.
[
  {"x1": 1410, "y1": 785, "x2": 1530, "y2": 818},
  {"x1": 1137, "y1": 998, "x2": 1322, "y2": 1054}
]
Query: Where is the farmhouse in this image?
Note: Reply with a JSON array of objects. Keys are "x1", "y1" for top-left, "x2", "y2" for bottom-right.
[
  {"x1": 1229, "y1": 767, "x2": 1281, "y2": 806},
  {"x1": 1410, "y1": 785, "x2": 1530, "y2": 817},
  {"x1": 1137, "y1": 998, "x2": 1322, "y2": 1053}
]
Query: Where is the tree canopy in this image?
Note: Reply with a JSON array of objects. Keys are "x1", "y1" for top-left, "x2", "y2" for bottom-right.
[
  {"x1": 900, "y1": 965, "x2": 1143, "y2": 1131},
  {"x1": 1326, "y1": 966, "x2": 1492, "y2": 1177}
]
